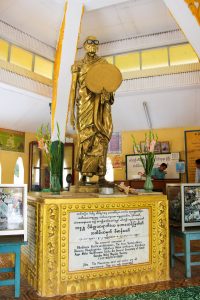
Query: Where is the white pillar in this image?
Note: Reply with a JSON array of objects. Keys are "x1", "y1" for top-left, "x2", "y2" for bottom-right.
[
  {"x1": 163, "y1": 0, "x2": 200, "y2": 58},
  {"x1": 51, "y1": 0, "x2": 84, "y2": 142}
]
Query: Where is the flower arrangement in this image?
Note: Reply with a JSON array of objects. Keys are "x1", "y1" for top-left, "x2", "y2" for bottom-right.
[
  {"x1": 132, "y1": 131, "x2": 157, "y2": 191},
  {"x1": 132, "y1": 131, "x2": 157, "y2": 176},
  {"x1": 36, "y1": 123, "x2": 62, "y2": 176}
]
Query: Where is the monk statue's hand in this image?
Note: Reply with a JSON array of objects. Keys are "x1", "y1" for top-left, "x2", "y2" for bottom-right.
[{"x1": 101, "y1": 89, "x2": 110, "y2": 104}]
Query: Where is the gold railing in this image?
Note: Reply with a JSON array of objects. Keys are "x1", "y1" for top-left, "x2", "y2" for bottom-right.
[{"x1": 185, "y1": 0, "x2": 200, "y2": 25}]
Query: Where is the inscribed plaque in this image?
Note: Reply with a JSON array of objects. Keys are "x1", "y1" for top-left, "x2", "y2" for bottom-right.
[{"x1": 69, "y1": 209, "x2": 149, "y2": 271}]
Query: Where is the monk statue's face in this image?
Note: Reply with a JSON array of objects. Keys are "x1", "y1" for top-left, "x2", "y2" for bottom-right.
[{"x1": 84, "y1": 36, "x2": 99, "y2": 57}]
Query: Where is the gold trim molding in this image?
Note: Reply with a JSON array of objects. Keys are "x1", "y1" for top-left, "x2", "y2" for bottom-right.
[{"x1": 185, "y1": 0, "x2": 200, "y2": 25}]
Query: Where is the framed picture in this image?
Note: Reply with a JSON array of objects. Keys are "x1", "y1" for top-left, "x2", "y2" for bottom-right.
[
  {"x1": 154, "y1": 142, "x2": 161, "y2": 154},
  {"x1": 161, "y1": 141, "x2": 170, "y2": 153},
  {"x1": 181, "y1": 183, "x2": 200, "y2": 231},
  {"x1": 0, "y1": 128, "x2": 25, "y2": 152},
  {"x1": 166, "y1": 184, "x2": 181, "y2": 225},
  {"x1": 0, "y1": 184, "x2": 27, "y2": 240},
  {"x1": 176, "y1": 161, "x2": 185, "y2": 174}
]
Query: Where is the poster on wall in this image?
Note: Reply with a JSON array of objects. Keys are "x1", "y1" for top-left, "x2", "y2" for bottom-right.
[
  {"x1": 0, "y1": 184, "x2": 27, "y2": 240},
  {"x1": 185, "y1": 130, "x2": 200, "y2": 183},
  {"x1": 108, "y1": 132, "x2": 121, "y2": 154},
  {"x1": 112, "y1": 155, "x2": 123, "y2": 168},
  {"x1": 126, "y1": 153, "x2": 180, "y2": 180},
  {"x1": 0, "y1": 128, "x2": 25, "y2": 152}
]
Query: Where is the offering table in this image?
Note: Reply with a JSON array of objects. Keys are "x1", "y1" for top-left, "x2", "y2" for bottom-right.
[{"x1": 21, "y1": 192, "x2": 169, "y2": 297}]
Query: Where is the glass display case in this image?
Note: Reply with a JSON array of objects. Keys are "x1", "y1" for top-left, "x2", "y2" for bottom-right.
[
  {"x1": 0, "y1": 184, "x2": 27, "y2": 240},
  {"x1": 181, "y1": 183, "x2": 200, "y2": 231}
]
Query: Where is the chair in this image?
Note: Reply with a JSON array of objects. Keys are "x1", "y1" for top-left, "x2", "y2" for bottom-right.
[
  {"x1": 170, "y1": 226, "x2": 200, "y2": 278},
  {"x1": 0, "y1": 237, "x2": 26, "y2": 298}
]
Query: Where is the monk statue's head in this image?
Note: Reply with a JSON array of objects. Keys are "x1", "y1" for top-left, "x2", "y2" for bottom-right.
[{"x1": 84, "y1": 36, "x2": 99, "y2": 57}]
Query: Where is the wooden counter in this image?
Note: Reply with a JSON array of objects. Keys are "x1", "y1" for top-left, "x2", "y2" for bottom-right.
[
  {"x1": 115, "y1": 179, "x2": 180, "y2": 194},
  {"x1": 21, "y1": 191, "x2": 170, "y2": 297}
]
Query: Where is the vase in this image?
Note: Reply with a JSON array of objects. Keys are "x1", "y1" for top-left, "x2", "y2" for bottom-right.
[
  {"x1": 50, "y1": 174, "x2": 61, "y2": 195},
  {"x1": 144, "y1": 174, "x2": 153, "y2": 192}
]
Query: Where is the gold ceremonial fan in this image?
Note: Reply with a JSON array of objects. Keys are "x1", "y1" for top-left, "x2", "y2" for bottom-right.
[{"x1": 85, "y1": 63, "x2": 122, "y2": 93}]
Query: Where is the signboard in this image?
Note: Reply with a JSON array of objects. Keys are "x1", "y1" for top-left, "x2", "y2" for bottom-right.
[
  {"x1": 69, "y1": 209, "x2": 149, "y2": 271},
  {"x1": 108, "y1": 132, "x2": 121, "y2": 154},
  {"x1": 126, "y1": 153, "x2": 180, "y2": 180},
  {"x1": 0, "y1": 128, "x2": 25, "y2": 152},
  {"x1": 185, "y1": 130, "x2": 200, "y2": 182}
]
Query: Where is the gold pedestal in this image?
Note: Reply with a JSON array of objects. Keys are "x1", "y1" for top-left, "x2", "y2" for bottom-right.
[
  {"x1": 70, "y1": 184, "x2": 99, "y2": 193},
  {"x1": 21, "y1": 192, "x2": 170, "y2": 297}
]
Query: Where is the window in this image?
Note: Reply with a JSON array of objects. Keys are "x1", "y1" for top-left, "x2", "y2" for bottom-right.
[
  {"x1": 34, "y1": 56, "x2": 53, "y2": 79},
  {"x1": 105, "y1": 158, "x2": 114, "y2": 182},
  {"x1": 115, "y1": 52, "x2": 140, "y2": 72},
  {"x1": 10, "y1": 46, "x2": 33, "y2": 70},
  {"x1": 14, "y1": 157, "x2": 24, "y2": 184},
  {"x1": 169, "y1": 44, "x2": 199, "y2": 66},
  {"x1": 0, "y1": 39, "x2": 9, "y2": 61},
  {"x1": 142, "y1": 47, "x2": 169, "y2": 70}
]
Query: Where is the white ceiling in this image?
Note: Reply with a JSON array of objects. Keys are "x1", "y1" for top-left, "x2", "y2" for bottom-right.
[
  {"x1": 0, "y1": 82, "x2": 199, "y2": 134},
  {"x1": 113, "y1": 87, "x2": 200, "y2": 132},
  {"x1": 0, "y1": 0, "x2": 198, "y2": 135},
  {"x1": 0, "y1": 84, "x2": 50, "y2": 133},
  {"x1": 0, "y1": 0, "x2": 178, "y2": 48}
]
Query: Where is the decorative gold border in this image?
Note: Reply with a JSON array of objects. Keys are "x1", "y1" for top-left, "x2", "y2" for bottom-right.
[{"x1": 24, "y1": 195, "x2": 169, "y2": 296}]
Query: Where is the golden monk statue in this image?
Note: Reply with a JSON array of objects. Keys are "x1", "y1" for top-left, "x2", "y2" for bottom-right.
[{"x1": 70, "y1": 36, "x2": 122, "y2": 185}]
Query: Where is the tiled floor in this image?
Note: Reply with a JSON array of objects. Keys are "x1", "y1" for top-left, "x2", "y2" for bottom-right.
[{"x1": 1, "y1": 239, "x2": 200, "y2": 300}]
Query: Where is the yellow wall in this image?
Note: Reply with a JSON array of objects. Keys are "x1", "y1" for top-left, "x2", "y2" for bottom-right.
[
  {"x1": 110, "y1": 126, "x2": 200, "y2": 181},
  {"x1": 0, "y1": 132, "x2": 36, "y2": 184},
  {"x1": 1, "y1": 126, "x2": 200, "y2": 184}
]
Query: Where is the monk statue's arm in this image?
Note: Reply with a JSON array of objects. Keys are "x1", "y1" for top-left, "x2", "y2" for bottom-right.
[{"x1": 69, "y1": 64, "x2": 79, "y2": 128}]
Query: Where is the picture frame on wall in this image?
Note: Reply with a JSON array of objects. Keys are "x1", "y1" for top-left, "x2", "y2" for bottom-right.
[
  {"x1": 176, "y1": 161, "x2": 185, "y2": 174},
  {"x1": 181, "y1": 183, "x2": 200, "y2": 231},
  {"x1": 0, "y1": 184, "x2": 27, "y2": 241},
  {"x1": 154, "y1": 142, "x2": 161, "y2": 154},
  {"x1": 161, "y1": 141, "x2": 170, "y2": 153}
]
